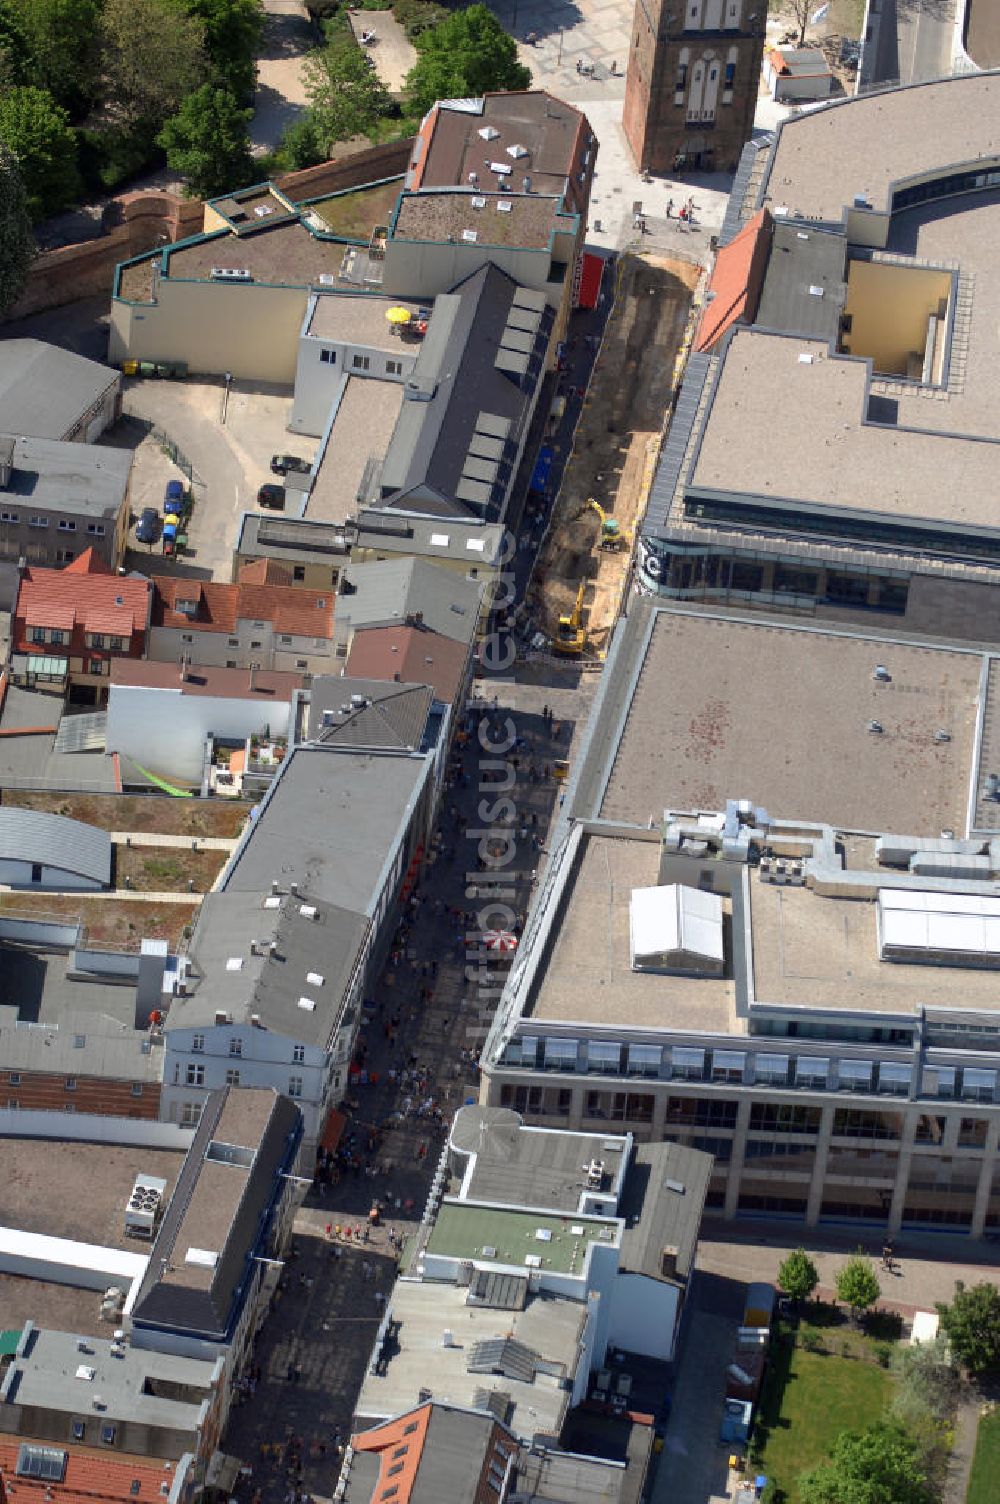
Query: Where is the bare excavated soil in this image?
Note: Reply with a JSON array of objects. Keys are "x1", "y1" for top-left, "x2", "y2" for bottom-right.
[{"x1": 531, "y1": 252, "x2": 700, "y2": 655}]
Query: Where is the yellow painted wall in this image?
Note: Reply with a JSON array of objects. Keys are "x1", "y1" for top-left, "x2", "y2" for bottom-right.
[
  {"x1": 843, "y1": 259, "x2": 951, "y2": 377},
  {"x1": 110, "y1": 279, "x2": 309, "y2": 381}
]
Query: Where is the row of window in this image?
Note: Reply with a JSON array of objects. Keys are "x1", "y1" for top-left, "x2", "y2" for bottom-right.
[
  {"x1": 5, "y1": 1072, "x2": 142, "y2": 1095},
  {"x1": 506, "y1": 1038, "x2": 999, "y2": 1102},
  {"x1": 190, "y1": 1034, "x2": 306, "y2": 1062},
  {"x1": 29, "y1": 628, "x2": 128, "y2": 650},
  {"x1": 183, "y1": 1061, "x2": 303, "y2": 1095},
  {"x1": 318, "y1": 348, "x2": 404, "y2": 377},
  {"x1": 0, "y1": 513, "x2": 106, "y2": 535}
]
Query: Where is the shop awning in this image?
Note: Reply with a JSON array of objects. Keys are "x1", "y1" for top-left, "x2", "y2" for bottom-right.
[
  {"x1": 577, "y1": 250, "x2": 604, "y2": 310},
  {"x1": 320, "y1": 1107, "x2": 346, "y2": 1153}
]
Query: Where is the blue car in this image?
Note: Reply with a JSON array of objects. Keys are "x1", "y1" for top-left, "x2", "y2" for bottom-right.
[{"x1": 164, "y1": 479, "x2": 185, "y2": 513}]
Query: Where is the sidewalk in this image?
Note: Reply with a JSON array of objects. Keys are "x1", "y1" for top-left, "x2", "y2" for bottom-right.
[{"x1": 111, "y1": 830, "x2": 236, "y2": 851}]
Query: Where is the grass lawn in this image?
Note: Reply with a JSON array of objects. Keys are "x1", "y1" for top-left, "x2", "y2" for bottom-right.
[
  {"x1": 967, "y1": 1408, "x2": 1000, "y2": 1504},
  {"x1": 754, "y1": 1316, "x2": 898, "y2": 1502}
]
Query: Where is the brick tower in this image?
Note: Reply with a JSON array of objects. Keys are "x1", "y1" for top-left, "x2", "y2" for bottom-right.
[{"x1": 623, "y1": 0, "x2": 766, "y2": 176}]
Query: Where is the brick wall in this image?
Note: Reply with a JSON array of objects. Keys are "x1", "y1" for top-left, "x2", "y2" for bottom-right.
[{"x1": 2, "y1": 139, "x2": 415, "y2": 326}]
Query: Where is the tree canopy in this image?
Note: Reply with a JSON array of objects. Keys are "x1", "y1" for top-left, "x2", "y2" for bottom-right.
[
  {"x1": 303, "y1": 28, "x2": 393, "y2": 152},
  {"x1": 777, "y1": 1247, "x2": 819, "y2": 1305},
  {"x1": 0, "y1": 85, "x2": 81, "y2": 220},
  {"x1": 835, "y1": 1252, "x2": 881, "y2": 1322},
  {"x1": 99, "y1": 0, "x2": 207, "y2": 128},
  {"x1": 0, "y1": 144, "x2": 35, "y2": 311},
  {"x1": 8, "y1": 0, "x2": 101, "y2": 118},
  {"x1": 937, "y1": 1280, "x2": 1000, "y2": 1376},
  {"x1": 157, "y1": 84, "x2": 254, "y2": 198},
  {"x1": 173, "y1": 0, "x2": 264, "y2": 104},
  {"x1": 798, "y1": 1422, "x2": 935, "y2": 1504},
  {"x1": 404, "y1": 4, "x2": 530, "y2": 115},
  {"x1": 0, "y1": 0, "x2": 34, "y2": 88}
]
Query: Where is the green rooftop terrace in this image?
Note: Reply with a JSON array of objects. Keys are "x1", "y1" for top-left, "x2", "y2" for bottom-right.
[
  {"x1": 426, "y1": 1203, "x2": 620, "y2": 1276},
  {"x1": 305, "y1": 178, "x2": 403, "y2": 239}
]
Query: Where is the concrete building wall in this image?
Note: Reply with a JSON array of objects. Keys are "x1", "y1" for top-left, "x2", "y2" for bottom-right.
[
  {"x1": 842, "y1": 260, "x2": 952, "y2": 376},
  {"x1": 106, "y1": 683, "x2": 292, "y2": 786},
  {"x1": 607, "y1": 1273, "x2": 679, "y2": 1362},
  {"x1": 290, "y1": 321, "x2": 418, "y2": 437},
  {"x1": 381, "y1": 239, "x2": 560, "y2": 304},
  {"x1": 110, "y1": 278, "x2": 308, "y2": 382},
  {"x1": 0, "y1": 857, "x2": 103, "y2": 891},
  {"x1": 149, "y1": 623, "x2": 278, "y2": 671}
]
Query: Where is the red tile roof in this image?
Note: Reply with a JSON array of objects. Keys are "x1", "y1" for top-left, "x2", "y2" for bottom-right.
[
  {"x1": 351, "y1": 1403, "x2": 431, "y2": 1504},
  {"x1": 694, "y1": 208, "x2": 772, "y2": 353},
  {"x1": 345, "y1": 624, "x2": 466, "y2": 703},
  {"x1": 151, "y1": 577, "x2": 334, "y2": 639},
  {"x1": 238, "y1": 559, "x2": 294, "y2": 587},
  {"x1": 13, "y1": 559, "x2": 151, "y2": 644},
  {"x1": 0, "y1": 1437, "x2": 173, "y2": 1504}
]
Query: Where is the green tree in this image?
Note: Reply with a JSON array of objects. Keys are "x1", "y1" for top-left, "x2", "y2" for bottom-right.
[
  {"x1": 404, "y1": 4, "x2": 530, "y2": 115},
  {"x1": 0, "y1": 86, "x2": 81, "y2": 220},
  {"x1": 835, "y1": 1251, "x2": 881, "y2": 1323},
  {"x1": 278, "y1": 113, "x2": 325, "y2": 170},
  {"x1": 9, "y1": 0, "x2": 101, "y2": 118},
  {"x1": 100, "y1": 0, "x2": 207, "y2": 129},
  {"x1": 172, "y1": 0, "x2": 264, "y2": 104},
  {"x1": 0, "y1": 0, "x2": 33, "y2": 86},
  {"x1": 157, "y1": 85, "x2": 254, "y2": 198},
  {"x1": 798, "y1": 1422, "x2": 935, "y2": 1504},
  {"x1": 0, "y1": 145, "x2": 35, "y2": 312},
  {"x1": 303, "y1": 29, "x2": 392, "y2": 151},
  {"x1": 777, "y1": 1247, "x2": 819, "y2": 1306},
  {"x1": 937, "y1": 1280, "x2": 1000, "y2": 1376}
]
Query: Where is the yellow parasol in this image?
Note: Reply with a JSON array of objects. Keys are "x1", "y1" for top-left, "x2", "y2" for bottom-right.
[{"x1": 386, "y1": 305, "x2": 412, "y2": 326}]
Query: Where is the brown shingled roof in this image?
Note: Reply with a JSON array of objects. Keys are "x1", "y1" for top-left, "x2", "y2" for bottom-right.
[
  {"x1": 151, "y1": 576, "x2": 334, "y2": 638},
  {"x1": 344, "y1": 623, "x2": 466, "y2": 703}
]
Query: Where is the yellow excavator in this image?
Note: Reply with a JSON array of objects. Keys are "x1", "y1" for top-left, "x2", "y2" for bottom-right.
[
  {"x1": 580, "y1": 497, "x2": 630, "y2": 551},
  {"x1": 555, "y1": 582, "x2": 587, "y2": 656}
]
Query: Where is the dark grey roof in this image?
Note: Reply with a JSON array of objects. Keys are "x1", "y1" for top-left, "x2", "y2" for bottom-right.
[
  {"x1": 378, "y1": 264, "x2": 551, "y2": 522},
  {"x1": 755, "y1": 220, "x2": 846, "y2": 340},
  {"x1": 454, "y1": 1106, "x2": 628, "y2": 1212},
  {"x1": 3, "y1": 434, "x2": 132, "y2": 517},
  {"x1": 220, "y1": 743, "x2": 430, "y2": 913},
  {"x1": 0, "y1": 340, "x2": 119, "y2": 440},
  {"x1": 131, "y1": 1086, "x2": 301, "y2": 1342},
  {"x1": 177, "y1": 888, "x2": 370, "y2": 1044},
  {"x1": 236, "y1": 511, "x2": 354, "y2": 563},
  {"x1": 617, "y1": 1142, "x2": 712, "y2": 1285},
  {"x1": 344, "y1": 1406, "x2": 498, "y2": 1504},
  {"x1": 338, "y1": 556, "x2": 484, "y2": 645},
  {"x1": 307, "y1": 676, "x2": 433, "y2": 748},
  {"x1": 0, "y1": 807, "x2": 111, "y2": 885}
]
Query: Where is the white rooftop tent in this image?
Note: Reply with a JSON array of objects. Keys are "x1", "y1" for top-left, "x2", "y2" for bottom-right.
[{"x1": 629, "y1": 884, "x2": 724, "y2": 976}]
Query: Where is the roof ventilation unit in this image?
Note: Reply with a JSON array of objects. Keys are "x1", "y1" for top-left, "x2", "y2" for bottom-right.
[
  {"x1": 873, "y1": 664, "x2": 891, "y2": 681},
  {"x1": 868, "y1": 720, "x2": 884, "y2": 734},
  {"x1": 210, "y1": 267, "x2": 253, "y2": 282}
]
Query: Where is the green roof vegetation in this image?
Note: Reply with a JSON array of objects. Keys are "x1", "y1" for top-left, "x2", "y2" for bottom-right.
[
  {"x1": 426, "y1": 1203, "x2": 618, "y2": 1276},
  {"x1": 307, "y1": 179, "x2": 403, "y2": 239}
]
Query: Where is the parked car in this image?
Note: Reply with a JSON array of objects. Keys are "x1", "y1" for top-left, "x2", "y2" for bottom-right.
[
  {"x1": 258, "y1": 483, "x2": 286, "y2": 509},
  {"x1": 163, "y1": 478, "x2": 185, "y2": 513},
  {"x1": 135, "y1": 507, "x2": 160, "y2": 544},
  {"x1": 270, "y1": 454, "x2": 310, "y2": 476}
]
